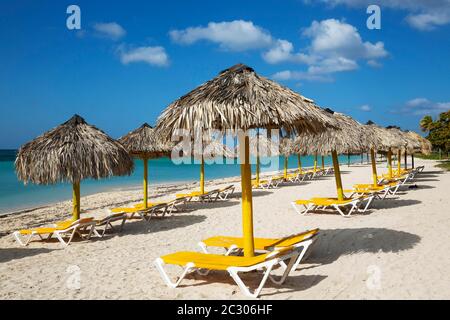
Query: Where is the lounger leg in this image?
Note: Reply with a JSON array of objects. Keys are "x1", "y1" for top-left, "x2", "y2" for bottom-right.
[
  {"x1": 269, "y1": 253, "x2": 300, "y2": 285},
  {"x1": 291, "y1": 239, "x2": 314, "y2": 271},
  {"x1": 390, "y1": 185, "x2": 400, "y2": 196},
  {"x1": 13, "y1": 232, "x2": 35, "y2": 246},
  {"x1": 154, "y1": 258, "x2": 195, "y2": 288},
  {"x1": 88, "y1": 225, "x2": 101, "y2": 239},
  {"x1": 361, "y1": 196, "x2": 374, "y2": 212},
  {"x1": 228, "y1": 262, "x2": 276, "y2": 298},
  {"x1": 291, "y1": 202, "x2": 313, "y2": 215},
  {"x1": 334, "y1": 204, "x2": 352, "y2": 217},
  {"x1": 54, "y1": 231, "x2": 69, "y2": 247}
]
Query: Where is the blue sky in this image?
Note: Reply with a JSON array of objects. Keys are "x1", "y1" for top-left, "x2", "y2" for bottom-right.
[{"x1": 0, "y1": 0, "x2": 449, "y2": 149}]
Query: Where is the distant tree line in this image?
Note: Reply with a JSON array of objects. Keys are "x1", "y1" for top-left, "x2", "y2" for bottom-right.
[{"x1": 420, "y1": 110, "x2": 450, "y2": 154}]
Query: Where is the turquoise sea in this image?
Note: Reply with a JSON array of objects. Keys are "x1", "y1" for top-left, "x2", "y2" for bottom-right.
[{"x1": 0, "y1": 150, "x2": 365, "y2": 214}]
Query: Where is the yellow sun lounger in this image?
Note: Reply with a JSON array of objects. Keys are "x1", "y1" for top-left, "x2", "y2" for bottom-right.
[
  {"x1": 111, "y1": 202, "x2": 162, "y2": 214},
  {"x1": 198, "y1": 229, "x2": 319, "y2": 270},
  {"x1": 154, "y1": 243, "x2": 312, "y2": 298},
  {"x1": 176, "y1": 190, "x2": 204, "y2": 198},
  {"x1": 252, "y1": 176, "x2": 283, "y2": 189},
  {"x1": 111, "y1": 197, "x2": 189, "y2": 222},
  {"x1": 347, "y1": 181, "x2": 401, "y2": 199},
  {"x1": 93, "y1": 212, "x2": 128, "y2": 237},
  {"x1": 13, "y1": 217, "x2": 98, "y2": 247},
  {"x1": 217, "y1": 185, "x2": 235, "y2": 200},
  {"x1": 176, "y1": 189, "x2": 223, "y2": 202},
  {"x1": 291, "y1": 195, "x2": 374, "y2": 217}
]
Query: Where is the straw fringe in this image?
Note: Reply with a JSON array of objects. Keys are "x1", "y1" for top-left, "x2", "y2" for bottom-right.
[
  {"x1": 155, "y1": 64, "x2": 337, "y2": 138},
  {"x1": 119, "y1": 123, "x2": 172, "y2": 159},
  {"x1": 16, "y1": 115, "x2": 134, "y2": 185}
]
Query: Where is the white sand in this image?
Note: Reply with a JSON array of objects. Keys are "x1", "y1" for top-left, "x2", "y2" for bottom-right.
[{"x1": 0, "y1": 158, "x2": 449, "y2": 299}]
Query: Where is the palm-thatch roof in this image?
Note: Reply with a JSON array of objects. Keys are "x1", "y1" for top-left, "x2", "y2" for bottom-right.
[
  {"x1": 404, "y1": 131, "x2": 432, "y2": 155},
  {"x1": 118, "y1": 123, "x2": 172, "y2": 159},
  {"x1": 293, "y1": 111, "x2": 374, "y2": 155},
  {"x1": 364, "y1": 124, "x2": 407, "y2": 151},
  {"x1": 250, "y1": 134, "x2": 280, "y2": 157},
  {"x1": 155, "y1": 64, "x2": 337, "y2": 138},
  {"x1": 172, "y1": 139, "x2": 234, "y2": 160},
  {"x1": 385, "y1": 127, "x2": 411, "y2": 152},
  {"x1": 16, "y1": 115, "x2": 134, "y2": 185},
  {"x1": 236, "y1": 134, "x2": 280, "y2": 157},
  {"x1": 280, "y1": 137, "x2": 294, "y2": 157}
]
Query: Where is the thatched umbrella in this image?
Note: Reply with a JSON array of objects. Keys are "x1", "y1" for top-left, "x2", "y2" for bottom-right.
[
  {"x1": 404, "y1": 131, "x2": 432, "y2": 168},
  {"x1": 247, "y1": 133, "x2": 280, "y2": 185},
  {"x1": 365, "y1": 124, "x2": 406, "y2": 181},
  {"x1": 16, "y1": 115, "x2": 134, "y2": 220},
  {"x1": 155, "y1": 63, "x2": 336, "y2": 257},
  {"x1": 386, "y1": 127, "x2": 411, "y2": 174},
  {"x1": 119, "y1": 123, "x2": 172, "y2": 209},
  {"x1": 280, "y1": 137, "x2": 294, "y2": 179},
  {"x1": 399, "y1": 131, "x2": 420, "y2": 170},
  {"x1": 173, "y1": 138, "x2": 234, "y2": 194},
  {"x1": 293, "y1": 111, "x2": 376, "y2": 200}
]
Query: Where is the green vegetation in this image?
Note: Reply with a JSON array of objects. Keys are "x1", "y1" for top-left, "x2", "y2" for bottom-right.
[
  {"x1": 435, "y1": 160, "x2": 450, "y2": 171},
  {"x1": 415, "y1": 153, "x2": 449, "y2": 160},
  {"x1": 420, "y1": 111, "x2": 450, "y2": 153}
]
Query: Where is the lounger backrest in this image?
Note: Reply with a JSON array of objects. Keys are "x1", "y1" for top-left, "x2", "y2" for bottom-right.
[
  {"x1": 147, "y1": 203, "x2": 169, "y2": 212},
  {"x1": 265, "y1": 245, "x2": 296, "y2": 261},
  {"x1": 65, "y1": 217, "x2": 94, "y2": 229},
  {"x1": 219, "y1": 185, "x2": 234, "y2": 192},
  {"x1": 270, "y1": 229, "x2": 319, "y2": 248},
  {"x1": 98, "y1": 212, "x2": 125, "y2": 223}
]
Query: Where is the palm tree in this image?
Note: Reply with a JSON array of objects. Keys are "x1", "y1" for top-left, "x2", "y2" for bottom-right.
[{"x1": 420, "y1": 115, "x2": 434, "y2": 133}]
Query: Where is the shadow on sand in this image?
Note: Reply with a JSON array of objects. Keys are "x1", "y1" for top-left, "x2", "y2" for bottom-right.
[
  {"x1": 115, "y1": 214, "x2": 207, "y2": 236},
  {"x1": 371, "y1": 199, "x2": 421, "y2": 210},
  {"x1": 0, "y1": 247, "x2": 56, "y2": 263},
  {"x1": 306, "y1": 227, "x2": 420, "y2": 266}
]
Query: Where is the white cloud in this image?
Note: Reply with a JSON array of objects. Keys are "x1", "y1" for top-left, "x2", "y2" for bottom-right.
[
  {"x1": 262, "y1": 39, "x2": 315, "y2": 64},
  {"x1": 303, "y1": 19, "x2": 387, "y2": 60},
  {"x1": 406, "y1": 11, "x2": 450, "y2": 30},
  {"x1": 169, "y1": 20, "x2": 273, "y2": 51},
  {"x1": 360, "y1": 104, "x2": 372, "y2": 111},
  {"x1": 367, "y1": 59, "x2": 382, "y2": 68},
  {"x1": 307, "y1": 57, "x2": 358, "y2": 74},
  {"x1": 268, "y1": 19, "x2": 387, "y2": 82},
  {"x1": 308, "y1": 0, "x2": 450, "y2": 30},
  {"x1": 118, "y1": 46, "x2": 169, "y2": 66},
  {"x1": 93, "y1": 22, "x2": 126, "y2": 40},
  {"x1": 170, "y1": 19, "x2": 387, "y2": 82},
  {"x1": 272, "y1": 70, "x2": 333, "y2": 82},
  {"x1": 401, "y1": 98, "x2": 450, "y2": 115}
]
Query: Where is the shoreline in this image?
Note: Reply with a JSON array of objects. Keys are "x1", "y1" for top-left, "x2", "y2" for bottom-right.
[{"x1": 0, "y1": 179, "x2": 196, "y2": 218}]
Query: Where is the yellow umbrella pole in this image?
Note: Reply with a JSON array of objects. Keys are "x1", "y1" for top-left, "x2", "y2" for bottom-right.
[
  {"x1": 200, "y1": 155, "x2": 205, "y2": 194},
  {"x1": 240, "y1": 135, "x2": 254, "y2": 257},
  {"x1": 72, "y1": 181, "x2": 80, "y2": 221},
  {"x1": 297, "y1": 154, "x2": 302, "y2": 173},
  {"x1": 256, "y1": 154, "x2": 260, "y2": 185},
  {"x1": 321, "y1": 155, "x2": 325, "y2": 170},
  {"x1": 404, "y1": 149, "x2": 408, "y2": 170},
  {"x1": 397, "y1": 149, "x2": 401, "y2": 173},
  {"x1": 313, "y1": 153, "x2": 318, "y2": 173},
  {"x1": 331, "y1": 150, "x2": 345, "y2": 201},
  {"x1": 387, "y1": 149, "x2": 393, "y2": 179},
  {"x1": 370, "y1": 148, "x2": 378, "y2": 187},
  {"x1": 284, "y1": 155, "x2": 288, "y2": 179},
  {"x1": 143, "y1": 158, "x2": 149, "y2": 209},
  {"x1": 412, "y1": 153, "x2": 415, "y2": 169}
]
